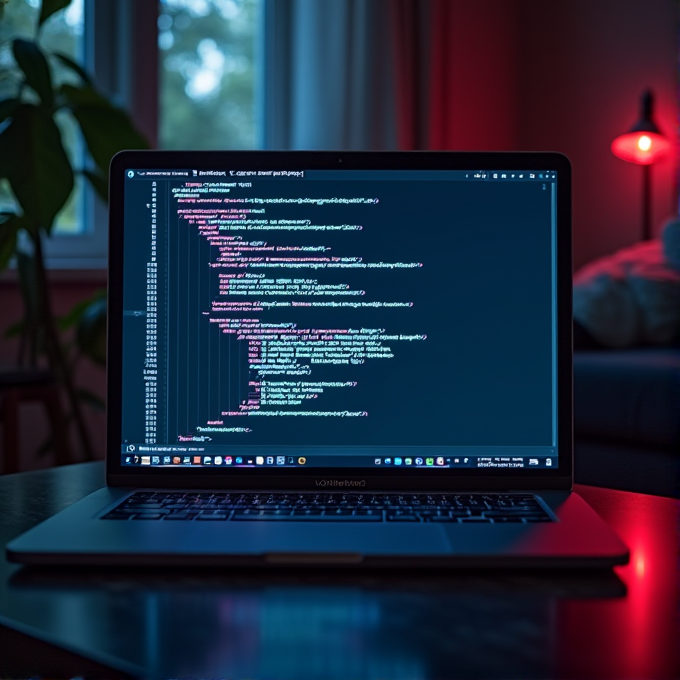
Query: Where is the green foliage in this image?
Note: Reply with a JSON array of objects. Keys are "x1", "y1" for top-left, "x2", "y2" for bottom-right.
[
  {"x1": 0, "y1": 1, "x2": 148, "y2": 243},
  {"x1": 75, "y1": 293, "x2": 106, "y2": 366},
  {"x1": 38, "y1": 0, "x2": 71, "y2": 27},
  {"x1": 56, "y1": 288, "x2": 106, "y2": 366},
  {"x1": 52, "y1": 51, "x2": 91, "y2": 85},
  {"x1": 81, "y1": 167, "x2": 107, "y2": 202},
  {"x1": 57, "y1": 288, "x2": 104, "y2": 331},
  {"x1": 0, "y1": 98, "x2": 20, "y2": 122},
  {"x1": 0, "y1": 0, "x2": 147, "y2": 362},
  {"x1": 75, "y1": 387, "x2": 105, "y2": 411},
  {"x1": 0, "y1": 0, "x2": 85, "y2": 233},
  {"x1": 0, "y1": 211, "x2": 20, "y2": 270},
  {"x1": 0, "y1": 102, "x2": 74, "y2": 234},
  {"x1": 0, "y1": 0, "x2": 146, "y2": 458},
  {"x1": 12, "y1": 37, "x2": 54, "y2": 107},
  {"x1": 60, "y1": 83, "x2": 148, "y2": 186},
  {"x1": 14, "y1": 248, "x2": 41, "y2": 365}
]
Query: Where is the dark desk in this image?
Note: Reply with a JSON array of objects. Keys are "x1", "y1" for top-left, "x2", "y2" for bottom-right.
[{"x1": 1, "y1": 463, "x2": 678, "y2": 679}]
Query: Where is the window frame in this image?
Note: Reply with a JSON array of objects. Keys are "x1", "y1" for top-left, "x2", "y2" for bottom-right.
[{"x1": 44, "y1": 0, "x2": 158, "y2": 270}]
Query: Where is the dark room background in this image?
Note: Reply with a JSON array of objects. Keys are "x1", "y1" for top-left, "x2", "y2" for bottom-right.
[{"x1": 1, "y1": 0, "x2": 678, "y2": 464}]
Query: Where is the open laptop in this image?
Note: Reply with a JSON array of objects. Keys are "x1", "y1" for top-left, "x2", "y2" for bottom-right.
[{"x1": 7, "y1": 150, "x2": 629, "y2": 567}]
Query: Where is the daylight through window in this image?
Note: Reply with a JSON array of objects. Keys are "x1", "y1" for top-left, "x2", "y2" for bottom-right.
[{"x1": 158, "y1": 0, "x2": 261, "y2": 151}]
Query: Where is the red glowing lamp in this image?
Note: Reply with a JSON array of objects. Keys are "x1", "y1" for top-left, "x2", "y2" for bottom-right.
[
  {"x1": 611, "y1": 90, "x2": 669, "y2": 240},
  {"x1": 611, "y1": 130, "x2": 670, "y2": 165}
]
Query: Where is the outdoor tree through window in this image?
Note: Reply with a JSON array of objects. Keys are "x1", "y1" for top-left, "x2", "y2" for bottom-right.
[{"x1": 159, "y1": 0, "x2": 260, "y2": 151}]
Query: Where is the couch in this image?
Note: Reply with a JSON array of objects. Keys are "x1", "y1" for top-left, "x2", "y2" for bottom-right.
[{"x1": 573, "y1": 347, "x2": 680, "y2": 498}]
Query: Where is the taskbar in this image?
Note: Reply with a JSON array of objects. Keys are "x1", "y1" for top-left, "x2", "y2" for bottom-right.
[{"x1": 121, "y1": 453, "x2": 557, "y2": 470}]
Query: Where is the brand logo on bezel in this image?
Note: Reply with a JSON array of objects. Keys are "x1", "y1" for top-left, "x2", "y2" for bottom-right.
[{"x1": 315, "y1": 479, "x2": 366, "y2": 487}]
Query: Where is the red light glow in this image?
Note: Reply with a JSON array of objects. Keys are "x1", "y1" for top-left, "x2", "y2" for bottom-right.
[{"x1": 611, "y1": 131, "x2": 670, "y2": 165}]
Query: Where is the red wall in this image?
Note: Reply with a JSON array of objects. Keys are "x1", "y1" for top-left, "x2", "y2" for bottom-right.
[
  {"x1": 516, "y1": 0, "x2": 678, "y2": 268},
  {"x1": 425, "y1": 0, "x2": 678, "y2": 268},
  {"x1": 428, "y1": 0, "x2": 520, "y2": 151}
]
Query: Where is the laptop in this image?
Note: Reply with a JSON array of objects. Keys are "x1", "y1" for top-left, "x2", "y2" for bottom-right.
[{"x1": 7, "y1": 150, "x2": 629, "y2": 567}]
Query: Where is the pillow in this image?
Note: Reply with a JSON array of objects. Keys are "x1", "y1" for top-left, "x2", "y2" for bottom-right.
[{"x1": 573, "y1": 220, "x2": 680, "y2": 348}]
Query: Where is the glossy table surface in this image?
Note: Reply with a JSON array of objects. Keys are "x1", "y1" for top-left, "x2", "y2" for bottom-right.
[{"x1": 0, "y1": 462, "x2": 678, "y2": 679}]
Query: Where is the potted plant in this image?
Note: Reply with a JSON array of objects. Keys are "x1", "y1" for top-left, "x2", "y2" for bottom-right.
[{"x1": 0, "y1": 0, "x2": 148, "y2": 460}]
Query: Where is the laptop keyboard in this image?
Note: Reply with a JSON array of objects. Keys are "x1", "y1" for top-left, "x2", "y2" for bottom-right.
[{"x1": 101, "y1": 492, "x2": 553, "y2": 523}]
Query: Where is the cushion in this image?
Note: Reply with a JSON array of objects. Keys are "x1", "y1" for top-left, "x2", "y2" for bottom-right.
[
  {"x1": 573, "y1": 240, "x2": 680, "y2": 348},
  {"x1": 573, "y1": 348, "x2": 680, "y2": 449}
]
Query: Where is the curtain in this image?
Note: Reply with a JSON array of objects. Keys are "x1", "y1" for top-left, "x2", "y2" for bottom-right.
[
  {"x1": 390, "y1": 0, "x2": 431, "y2": 150},
  {"x1": 263, "y1": 0, "x2": 398, "y2": 150}
]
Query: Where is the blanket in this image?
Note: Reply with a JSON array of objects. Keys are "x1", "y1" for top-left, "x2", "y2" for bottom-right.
[{"x1": 573, "y1": 219, "x2": 680, "y2": 348}]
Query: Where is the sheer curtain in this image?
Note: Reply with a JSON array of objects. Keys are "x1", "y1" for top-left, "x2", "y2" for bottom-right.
[
  {"x1": 390, "y1": 0, "x2": 431, "y2": 150},
  {"x1": 263, "y1": 0, "x2": 399, "y2": 150}
]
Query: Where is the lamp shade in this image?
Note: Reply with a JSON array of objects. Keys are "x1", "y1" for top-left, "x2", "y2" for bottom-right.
[
  {"x1": 611, "y1": 131, "x2": 670, "y2": 165},
  {"x1": 611, "y1": 90, "x2": 669, "y2": 165}
]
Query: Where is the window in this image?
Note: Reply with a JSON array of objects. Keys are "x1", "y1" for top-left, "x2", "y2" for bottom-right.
[
  {"x1": 159, "y1": 0, "x2": 261, "y2": 150},
  {"x1": 1, "y1": 0, "x2": 262, "y2": 269}
]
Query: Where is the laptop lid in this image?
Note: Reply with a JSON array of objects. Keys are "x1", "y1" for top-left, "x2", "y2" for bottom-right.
[{"x1": 106, "y1": 151, "x2": 572, "y2": 492}]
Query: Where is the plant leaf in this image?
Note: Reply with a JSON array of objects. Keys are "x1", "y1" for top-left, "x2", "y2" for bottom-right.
[
  {"x1": 0, "y1": 104, "x2": 74, "y2": 234},
  {"x1": 35, "y1": 433, "x2": 54, "y2": 458},
  {"x1": 58, "y1": 288, "x2": 104, "y2": 330},
  {"x1": 74, "y1": 104, "x2": 149, "y2": 176},
  {"x1": 75, "y1": 295, "x2": 107, "y2": 365},
  {"x1": 12, "y1": 39, "x2": 54, "y2": 109},
  {"x1": 61, "y1": 84, "x2": 148, "y2": 177},
  {"x1": 16, "y1": 250, "x2": 39, "y2": 322},
  {"x1": 59, "y1": 83, "x2": 109, "y2": 107},
  {"x1": 57, "y1": 297, "x2": 92, "y2": 331},
  {"x1": 0, "y1": 213, "x2": 20, "y2": 271},
  {"x1": 82, "y1": 167, "x2": 108, "y2": 202},
  {"x1": 0, "y1": 98, "x2": 20, "y2": 124},
  {"x1": 3, "y1": 319, "x2": 25, "y2": 339},
  {"x1": 76, "y1": 387, "x2": 106, "y2": 412},
  {"x1": 39, "y1": 0, "x2": 72, "y2": 27},
  {"x1": 52, "y1": 52, "x2": 91, "y2": 85}
]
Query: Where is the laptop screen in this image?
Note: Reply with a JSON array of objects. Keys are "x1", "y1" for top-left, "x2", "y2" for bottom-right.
[{"x1": 117, "y1": 163, "x2": 560, "y2": 474}]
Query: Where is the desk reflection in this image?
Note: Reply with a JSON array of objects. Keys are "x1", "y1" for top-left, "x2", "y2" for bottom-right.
[
  {"x1": 10, "y1": 568, "x2": 625, "y2": 680},
  {"x1": 3, "y1": 483, "x2": 678, "y2": 680},
  {"x1": 555, "y1": 488, "x2": 680, "y2": 680}
]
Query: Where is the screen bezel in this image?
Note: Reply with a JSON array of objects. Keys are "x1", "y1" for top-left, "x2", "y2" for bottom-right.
[{"x1": 107, "y1": 150, "x2": 572, "y2": 491}]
